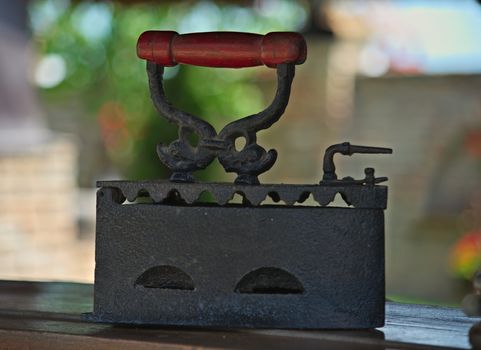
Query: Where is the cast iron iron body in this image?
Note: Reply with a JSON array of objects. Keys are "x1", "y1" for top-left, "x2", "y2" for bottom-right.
[{"x1": 86, "y1": 31, "x2": 392, "y2": 329}]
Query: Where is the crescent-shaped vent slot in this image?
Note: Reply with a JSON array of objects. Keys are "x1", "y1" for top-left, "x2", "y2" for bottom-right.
[
  {"x1": 135, "y1": 265, "x2": 195, "y2": 290},
  {"x1": 235, "y1": 267, "x2": 304, "y2": 294}
]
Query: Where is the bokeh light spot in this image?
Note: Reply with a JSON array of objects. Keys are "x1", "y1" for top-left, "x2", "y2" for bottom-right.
[{"x1": 34, "y1": 53, "x2": 67, "y2": 88}]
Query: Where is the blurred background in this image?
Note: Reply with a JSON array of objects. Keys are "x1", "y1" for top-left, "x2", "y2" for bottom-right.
[{"x1": 0, "y1": 0, "x2": 480, "y2": 306}]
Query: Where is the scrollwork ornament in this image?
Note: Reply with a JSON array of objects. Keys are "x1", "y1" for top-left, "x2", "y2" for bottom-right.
[{"x1": 146, "y1": 62, "x2": 295, "y2": 184}]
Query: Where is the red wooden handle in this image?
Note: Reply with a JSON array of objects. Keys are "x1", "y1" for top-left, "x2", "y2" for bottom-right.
[{"x1": 137, "y1": 31, "x2": 307, "y2": 68}]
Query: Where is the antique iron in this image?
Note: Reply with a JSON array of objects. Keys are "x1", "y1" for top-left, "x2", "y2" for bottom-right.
[{"x1": 85, "y1": 31, "x2": 392, "y2": 329}]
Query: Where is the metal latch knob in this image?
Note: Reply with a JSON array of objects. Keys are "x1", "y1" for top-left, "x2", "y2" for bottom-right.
[{"x1": 321, "y1": 142, "x2": 392, "y2": 184}]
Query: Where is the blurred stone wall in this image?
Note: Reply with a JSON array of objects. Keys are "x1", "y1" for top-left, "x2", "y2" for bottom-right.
[
  {"x1": 349, "y1": 74, "x2": 481, "y2": 303},
  {"x1": 0, "y1": 137, "x2": 93, "y2": 282}
]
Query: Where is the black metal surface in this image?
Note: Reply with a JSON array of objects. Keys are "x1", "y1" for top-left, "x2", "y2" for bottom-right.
[
  {"x1": 96, "y1": 180, "x2": 388, "y2": 208},
  {"x1": 147, "y1": 62, "x2": 295, "y2": 185},
  {"x1": 322, "y1": 142, "x2": 392, "y2": 182},
  {"x1": 88, "y1": 185, "x2": 386, "y2": 329}
]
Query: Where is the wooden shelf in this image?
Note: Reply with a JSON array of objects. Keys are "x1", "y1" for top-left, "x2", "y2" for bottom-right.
[{"x1": 0, "y1": 280, "x2": 478, "y2": 349}]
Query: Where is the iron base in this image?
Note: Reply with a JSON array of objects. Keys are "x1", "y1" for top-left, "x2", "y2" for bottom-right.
[{"x1": 87, "y1": 181, "x2": 385, "y2": 329}]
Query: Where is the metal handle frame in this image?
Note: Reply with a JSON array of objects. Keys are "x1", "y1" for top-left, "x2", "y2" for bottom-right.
[{"x1": 147, "y1": 61, "x2": 295, "y2": 185}]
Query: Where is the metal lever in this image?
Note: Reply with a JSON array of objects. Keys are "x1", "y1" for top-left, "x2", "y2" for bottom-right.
[{"x1": 321, "y1": 142, "x2": 392, "y2": 182}]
